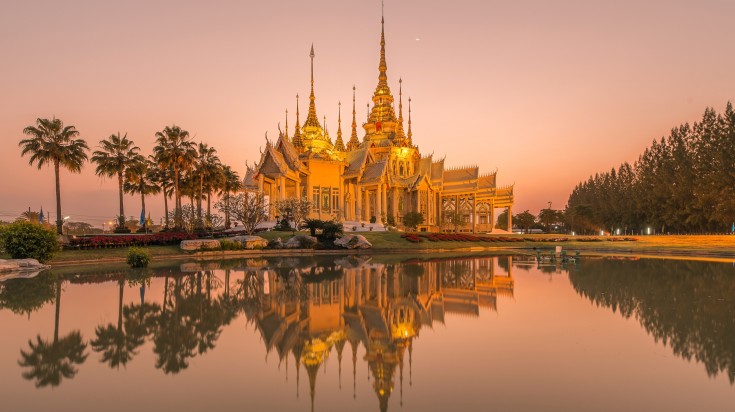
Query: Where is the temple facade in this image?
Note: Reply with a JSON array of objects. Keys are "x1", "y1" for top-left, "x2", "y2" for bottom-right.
[{"x1": 247, "y1": 15, "x2": 514, "y2": 232}]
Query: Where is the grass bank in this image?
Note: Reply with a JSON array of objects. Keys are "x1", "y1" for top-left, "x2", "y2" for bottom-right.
[{"x1": 4, "y1": 232, "x2": 732, "y2": 265}]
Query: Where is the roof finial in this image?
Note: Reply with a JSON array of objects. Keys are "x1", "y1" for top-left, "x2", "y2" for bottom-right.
[
  {"x1": 335, "y1": 101, "x2": 346, "y2": 151},
  {"x1": 396, "y1": 78, "x2": 406, "y2": 140},
  {"x1": 285, "y1": 108, "x2": 289, "y2": 140},
  {"x1": 347, "y1": 86, "x2": 360, "y2": 151},
  {"x1": 293, "y1": 94, "x2": 303, "y2": 149},
  {"x1": 407, "y1": 96, "x2": 413, "y2": 145}
]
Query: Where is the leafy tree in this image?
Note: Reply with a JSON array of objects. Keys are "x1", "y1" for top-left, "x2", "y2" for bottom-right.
[
  {"x1": 514, "y1": 210, "x2": 536, "y2": 234},
  {"x1": 19, "y1": 117, "x2": 89, "y2": 234},
  {"x1": 275, "y1": 197, "x2": 312, "y2": 234},
  {"x1": 403, "y1": 211, "x2": 424, "y2": 231},
  {"x1": 220, "y1": 193, "x2": 268, "y2": 235},
  {"x1": 0, "y1": 221, "x2": 60, "y2": 262},
  {"x1": 91, "y1": 132, "x2": 140, "y2": 231},
  {"x1": 495, "y1": 209, "x2": 509, "y2": 230},
  {"x1": 442, "y1": 210, "x2": 466, "y2": 232}
]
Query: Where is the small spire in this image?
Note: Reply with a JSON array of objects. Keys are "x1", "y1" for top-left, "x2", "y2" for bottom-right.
[
  {"x1": 285, "y1": 108, "x2": 289, "y2": 141},
  {"x1": 323, "y1": 115, "x2": 331, "y2": 143},
  {"x1": 407, "y1": 97, "x2": 413, "y2": 145},
  {"x1": 395, "y1": 78, "x2": 406, "y2": 141},
  {"x1": 335, "y1": 101, "x2": 346, "y2": 151},
  {"x1": 293, "y1": 94, "x2": 303, "y2": 149},
  {"x1": 347, "y1": 85, "x2": 360, "y2": 151}
]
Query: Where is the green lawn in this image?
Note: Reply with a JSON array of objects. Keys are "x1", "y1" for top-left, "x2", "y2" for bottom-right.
[{"x1": 4, "y1": 231, "x2": 733, "y2": 265}]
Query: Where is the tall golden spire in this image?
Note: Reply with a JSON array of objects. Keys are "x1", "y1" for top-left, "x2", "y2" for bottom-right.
[
  {"x1": 304, "y1": 44, "x2": 322, "y2": 129},
  {"x1": 334, "y1": 102, "x2": 346, "y2": 151},
  {"x1": 367, "y1": 4, "x2": 397, "y2": 129},
  {"x1": 293, "y1": 94, "x2": 303, "y2": 149},
  {"x1": 407, "y1": 96, "x2": 413, "y2": 145},
  {"x1": 346, "y1": 86, "x2": 360, "y2": 151}
]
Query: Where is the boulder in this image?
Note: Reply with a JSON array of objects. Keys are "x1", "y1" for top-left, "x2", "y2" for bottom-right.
[
  {"x1": 334, "y1": 234, "x2": 372, "y2": 249},
  {"x1": 268, "y1": 237, "x2": 284, "y2": 249},
  {"x1": 228, "y1": 235, "x2": 268, "y2": 249},
  {"x1": 180, "y1": 239, "x2": 221, "y2": 251},
  {"x1": 285, "y1": 235, "x2": 318, "y2": 249},
  {"x1": 0, "y1": 259, "x2": 49, "y2": 274}
]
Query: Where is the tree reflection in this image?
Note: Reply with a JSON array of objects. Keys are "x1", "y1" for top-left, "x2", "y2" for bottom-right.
[
  {"x1": 18, "y1": 279, "x2": 88, "y2": 387},
  {"x1": 0, "y1": 273, "x2": 56, "y2": 316},
  {"x1": 569, "y1": 258, "x2": 735, "y2": 383}
]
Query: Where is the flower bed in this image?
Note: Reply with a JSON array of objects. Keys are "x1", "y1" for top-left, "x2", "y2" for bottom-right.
[
  {"x1": 400, "y1": 233, "x2": 637, "y2": 244},
  {"x1": 67, "y1": 232, "x2": 198, "y2": 249}
]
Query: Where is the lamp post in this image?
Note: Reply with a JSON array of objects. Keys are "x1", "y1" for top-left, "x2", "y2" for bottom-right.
[{"x1": 63, "y1": 216, "x2": 71, "y2": 235}]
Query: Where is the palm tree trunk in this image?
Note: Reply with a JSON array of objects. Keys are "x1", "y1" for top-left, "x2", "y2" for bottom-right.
[
  {"x1": 224, "y1": 191, "x2": 230, "y2": 229},
  {"x1": 174, "y1": 164, "x2": 181, "y2": 229},
  {"x1": 141, "y1": 189, "x2": 147, "y2": 231},
  {"x1": 54, "y1": 279, "x2": 61, "y2": 343},
  {"x1": 54, "y1": 160, "x2": 62, "y2": 235},
  {"x1": 163, "y1": 190, "x2": 169, "y2": 228},
  {"x1": 117, "y1": 281, "x2": 124, "y2": 333},
  {"x1": 197, "y1": 174, "x2": 203, "y2": 223},
  {"x1": 206, "y1": 189, "x2": 212, "y2": 223},
  {"x1": 118, "y1": 171, "x2": 125, "y2": 228}
]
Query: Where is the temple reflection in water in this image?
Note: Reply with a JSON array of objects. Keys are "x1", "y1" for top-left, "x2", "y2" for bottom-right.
[{"x1": 237, "y1": 255, "x2": 514, "y2": 411}]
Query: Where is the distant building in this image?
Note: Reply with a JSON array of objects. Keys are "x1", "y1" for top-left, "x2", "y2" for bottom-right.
[{"x1": 249, "y1": 14, "x2": 514, "y2": 232}]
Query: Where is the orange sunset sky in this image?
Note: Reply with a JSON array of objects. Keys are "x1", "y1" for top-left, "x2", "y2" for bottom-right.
[{"x1": 1, "y1": 0, "x2": 734, "y2": 226}]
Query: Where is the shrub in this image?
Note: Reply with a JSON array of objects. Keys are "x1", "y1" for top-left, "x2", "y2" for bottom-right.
[
  {"x1": 403, "y1": 212, "x2": 424, "y2": 230},
  {"x1": 319, "y1": 220, "x2": 344, "y2": 241},
  {"x1": 370, "y1": 216, "x2": 377, "y2": 224},
  {"x1": 0, "y1": 221, "x2": 59, "y2": 263},
  {"x1": 219, "y1": 239, "x2": 243, "y2": 250},
  {"x1": 301, "y1": 218, "x2": 324, "y2": 237},
  {"x1": 126, "y1": 247, "x2": 151, "y2": 268}
]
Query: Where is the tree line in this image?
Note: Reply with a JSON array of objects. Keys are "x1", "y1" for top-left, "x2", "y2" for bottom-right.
[
  {"x1": 19, "y1": 118, "x2": 244, "y2": 234},
  {"x1": 566, "y1": 102, "x2": 735, "y2": 234}
]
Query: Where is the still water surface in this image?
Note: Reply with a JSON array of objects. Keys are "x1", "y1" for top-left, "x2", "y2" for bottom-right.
[{"x1": 1, "y1": 253, "x2": 734, "y2": 411}]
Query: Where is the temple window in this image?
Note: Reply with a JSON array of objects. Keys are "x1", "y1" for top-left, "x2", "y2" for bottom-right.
[
  {"x1": 332, "y1": 189, "x2": 340, "y2": 213},
  {"x1": 322, "y1": 187, "x2": 331, "y2": 212},
  {"x1": 312, "y1": 188, "x2": 320, "y2": 211}
]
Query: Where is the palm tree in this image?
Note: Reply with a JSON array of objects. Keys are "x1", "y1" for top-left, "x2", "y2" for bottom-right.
[
  {"x1": 192, "y1": 143, "x2": 220, "y2": 229},
  {"x1": 153, "y1": 126, "x2": 196, "y2": 230},
  {"x1": 91, "y1": 132, "x2": 140, "y2": 232},
  {"x1": 218, "y1": 166, "x2": 241, "y2": 229},
  {"x1": 18, "y1": 278, "x2": 88, "y2": 387},
  {"x1": 91, "y1": 280, "x2": 144, "y2": 369},
  {"x1": 19, "y1": 117, "x2": 89, "y2": 234},
  {"x1": 125, "y1": 156, "x2": 161, "y2": 232},
  {"x1": 151, "y1": 164, "x2": 175, "y2": 229}
]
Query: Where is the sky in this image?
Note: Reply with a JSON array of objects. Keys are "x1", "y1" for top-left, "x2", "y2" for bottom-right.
[{"x1": 1, "y1": 0, "x2": 734, "y2": 226}]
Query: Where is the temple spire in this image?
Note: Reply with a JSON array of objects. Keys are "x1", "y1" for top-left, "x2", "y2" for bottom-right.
[
  {"x1": 334, "y1": 102, "x2": 346, "y2": 151},
  {"x1": 407, "y1": 97, "x2": 413, "y2": 145},
  {"x1": 284, "y1": 108, "x2": 289, "y2": 141},
  {"x1": 293, "y1": 94, "x2": 303, "y2": 149},
  {"x1": 396, "y1": 78, "x2": 406, "y2": 140},
  {"x1": 304, "y1": 44, "x2": 322, "y2": 130},
  {"x1": 346, "y1": 86, "x2": 360, "y2": 151},
  {"x1": 323, "y1": 115, "x2": 330, "y2": 143}
]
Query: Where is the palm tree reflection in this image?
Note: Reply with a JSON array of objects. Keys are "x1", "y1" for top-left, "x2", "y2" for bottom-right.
[{"x1": 18, "y1": 278, "x2": 88, "y2": 388}]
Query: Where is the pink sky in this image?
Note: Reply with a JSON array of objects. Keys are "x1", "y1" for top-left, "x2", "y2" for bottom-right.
[{"x1": 1, "y1": 0, "x2": 734, "y2": 226}]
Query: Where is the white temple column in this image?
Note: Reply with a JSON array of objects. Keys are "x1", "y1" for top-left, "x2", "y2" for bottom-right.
[
  {"x1": 507, "y1": 206, "x2": 513, "y2": 232},
  {"x1": 381, "y1": 184, "x2": 387, "y2": 223}
]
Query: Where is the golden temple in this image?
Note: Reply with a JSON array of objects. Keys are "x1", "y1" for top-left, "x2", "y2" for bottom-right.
[
  {"x1": 247, "y1": 11, "x2": 514, "y2": 232},
  {"x1": 237, "y1": 255, "x2": 515, "y2": 412}
]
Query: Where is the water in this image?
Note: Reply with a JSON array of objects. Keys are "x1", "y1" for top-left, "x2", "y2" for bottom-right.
[{"x1": 1, "y1": 254, "x2": 734, "y2": 412}]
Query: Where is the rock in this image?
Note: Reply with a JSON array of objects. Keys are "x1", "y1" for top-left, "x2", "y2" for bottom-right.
[
  {"x1": 285, "y1": 235, "x2": 318, "y2": 249},
  {"x1": 0, "y1": 259, "x2": 49, "y2": 274},
  {"x1": 180, "y1": 239, "x2": 221, "y2": 251},
  {"x1": 268, "y1": 237, "x2": 284, "y2": 249},
  {"x1": 228, "y1": 235, "x2": 268, "y2": 249},
  {"x1": 334, "y1": 234, "x2": 372, "y2": 249}
]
